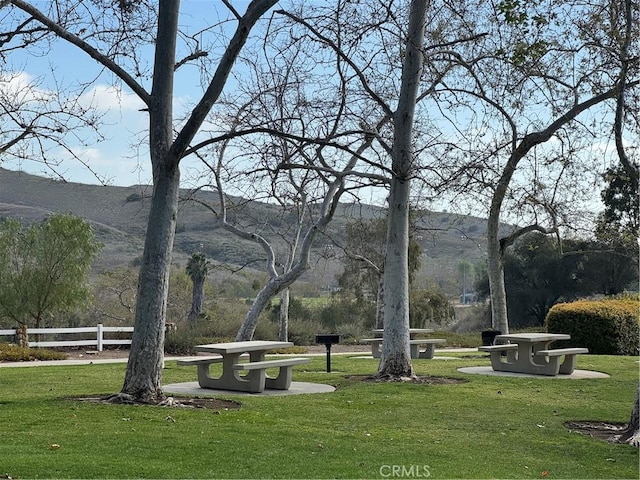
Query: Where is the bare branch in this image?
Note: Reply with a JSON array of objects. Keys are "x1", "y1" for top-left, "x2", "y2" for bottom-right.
[{"x1": 10, "y1": 0, "x2": 151, "y2": 106}]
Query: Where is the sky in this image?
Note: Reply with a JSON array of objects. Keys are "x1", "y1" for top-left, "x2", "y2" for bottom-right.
[
  {"x1": 2, "y1": 1, "x2": 249, "y2": 188},
  {"x1": 0, "y1": 1, "x2": 629, "y2": 224}
]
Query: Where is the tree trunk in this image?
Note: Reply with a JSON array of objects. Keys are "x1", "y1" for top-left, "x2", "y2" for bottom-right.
[
  {"x1": 376, "y1": 0, "x2": 427, "y2": 379},
  {"x1": 237, "y1": 277, "x2": 288, "y2": 341},
  {"x1": 619, "y1": 384, "x2": 640, "y2": 447},
  {"x1": 375, "y1": 272, "x2": 385, "y2": 329},
  {"x1": 487, "y1": 211, "x2": 509, "y2": 334},
  {"x1": 188, "y1": 277, "x2": 205, "y2": 322},
  {"x1": 377, "y1": 178, "x2": 413, "y2": 377},
  {"x1": 278, "y1": 288, "x2": 290, "y2": 342},
  {"x1": 16, "y1": 324, "x2": 28, "y2": 348},
  {"x1": 121, "y1": 166, "x2": 180, "y2": 403},
  {"x1": 121, "y1": 0, "x2": 180, "y2": 403}
]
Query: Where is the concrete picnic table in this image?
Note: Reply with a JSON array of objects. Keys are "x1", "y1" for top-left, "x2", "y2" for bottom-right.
[
  {"x1": 178, "y1": 341, "x2": 310, "y2": 393},
  {"x1": 361, "y1": 329, "x2": 446, "y2": 359},
  {"x1": 478, "y1": 333, "x2": 588, "y2": 376}
]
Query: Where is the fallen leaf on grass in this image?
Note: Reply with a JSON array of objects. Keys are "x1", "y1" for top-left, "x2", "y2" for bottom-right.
[{"x1": 48, "y1": 444, "x2": 61, "y2": 450}]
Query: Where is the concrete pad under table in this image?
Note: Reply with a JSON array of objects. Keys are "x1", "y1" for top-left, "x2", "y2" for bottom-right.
[
  {"x1": 457, "y1": 366, "x2": 609, "y2": 379},
  {"x1": 164, "y1": 381, "x2": 335, "y2": 396}
]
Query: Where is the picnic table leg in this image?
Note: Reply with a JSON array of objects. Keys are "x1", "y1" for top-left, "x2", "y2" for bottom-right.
[
  {"x1": 418, "y1": 344, "x2": 436, "y2": 359},
  {"x1": 371, "y1": 340, "x2": 382, "y2": 358},
  {"x1": 489, "y1": 351, "x2": 516, "y2": 371},
  {"x1": 558, "y1": 354, "x2": 579, "y2": 375},
  {"x1": 513, "y1": 343, "x2": 561, "y2": 376},
  {"x1": 265, "y1": 366, "x2": 294, "y2": 390},
  {"x1": 197, "y1": 353, "x2": 240, "y2": 389},
  {"x1": 238, "y1": 351, "x2": 269, "y2": 392}
]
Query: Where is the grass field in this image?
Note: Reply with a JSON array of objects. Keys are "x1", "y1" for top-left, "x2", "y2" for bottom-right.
[{"x1": 1, "y1": 353, "x2": 638, "y2": 479}]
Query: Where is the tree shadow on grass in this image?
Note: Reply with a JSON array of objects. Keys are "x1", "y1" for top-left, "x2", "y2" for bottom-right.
[
  {"x1": 565, "y1": 421, "x2": 636, "y2": 446},
  {"x1": 343, "y1": 375, "x2": 467, "y2": 385}
]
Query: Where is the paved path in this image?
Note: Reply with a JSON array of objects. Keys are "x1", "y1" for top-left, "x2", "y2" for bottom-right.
[{"x1": 0, "y1": 348, "x2": 477, "y2": 368}]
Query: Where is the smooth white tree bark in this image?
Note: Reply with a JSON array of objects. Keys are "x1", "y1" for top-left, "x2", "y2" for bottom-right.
[{"x1": 376, "y1": 0, "x2": 428, "y2": 379}]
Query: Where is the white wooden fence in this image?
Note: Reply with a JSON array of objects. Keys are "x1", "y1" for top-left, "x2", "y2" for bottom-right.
[{"x1": 0, "y1": 324, "x2": 134, "y2": 351}]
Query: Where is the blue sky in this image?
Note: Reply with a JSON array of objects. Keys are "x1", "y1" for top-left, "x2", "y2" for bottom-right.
[
  {"x1": 0, "y1": 1, "x2": 627, "y2": 226},
  {"x1": 2, "y1": 1, "x2": 254, "y2": 187}
]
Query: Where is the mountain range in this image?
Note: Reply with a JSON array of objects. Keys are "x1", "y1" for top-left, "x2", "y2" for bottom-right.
[{"x1": 0, "y1": 167, "x2": 497, "y2": 294}]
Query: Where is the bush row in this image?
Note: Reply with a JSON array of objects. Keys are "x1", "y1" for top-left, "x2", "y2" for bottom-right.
[{"x1": 545, "y1": 295, "x2": 639, "y2": 355}]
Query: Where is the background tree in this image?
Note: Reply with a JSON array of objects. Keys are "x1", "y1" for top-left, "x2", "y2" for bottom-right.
[
  {"x1": 337, "y1": 216, "x2": 422, "y2": 328},
  {"x1": 0, "y1": 214, "x2": 101, "y2": 344},
  {"x1": 596, "y1": 164, "x2": 639, "y2": 242},
  {"x1": 186, "y1": 252, "x2": 210, "y2": 322},
  {"x1": 485, "y1": 231, "x2": 639, "y2": 328}
]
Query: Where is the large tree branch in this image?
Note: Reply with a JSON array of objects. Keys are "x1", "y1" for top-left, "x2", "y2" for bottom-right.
[
  {"x1": 169, "y1": 0, "x2": 279, "y2": 161},
  {"x1": 0, "y1": 128, "x2": 31, "y2": 154},
  {"x1": 614, "y1": 0, "x2": 639, "y2": 183},
  {"x1": 500, "y1": 223, "x2": 557, "y2": 253},
  {"x1": 514, "y1": 79, "x2": 639, "y2": 158}
]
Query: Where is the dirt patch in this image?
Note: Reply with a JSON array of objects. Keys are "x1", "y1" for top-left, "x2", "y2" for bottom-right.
[
  {"x1": 565, "y1": 421, "x2": 630, "y2": 443},
  {"x1": 70, "y1": 395, "x2": 241, "y2": 411},
  {"x1": 344, "y1": 374, "x2": 467, "y2": 385}
]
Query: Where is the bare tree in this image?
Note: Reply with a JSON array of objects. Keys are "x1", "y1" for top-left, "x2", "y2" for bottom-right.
[
  {"x1": 4, "y1": 0, "x2": 279, "y2": 403},
  {"x1": 374, "y1": 0, "x2": 429, "y2": 378},
  {"x1": 274, "y1": 0, "x2": 485, "y2": 377}
]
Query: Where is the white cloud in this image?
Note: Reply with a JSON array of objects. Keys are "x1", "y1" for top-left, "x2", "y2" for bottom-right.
[
  {"x1": 0, "y1": 71, "x2": 54, "y2": 104},
  {"x1": 78, "y1": 84, "x2": 146, "y2": 112}
]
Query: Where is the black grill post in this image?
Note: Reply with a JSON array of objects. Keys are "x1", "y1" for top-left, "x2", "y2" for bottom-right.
[{"x1": 315, "y1": 334, "x2": 341, "y2": 372}]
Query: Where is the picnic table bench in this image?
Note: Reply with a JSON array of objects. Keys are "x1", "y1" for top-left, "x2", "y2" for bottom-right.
[
  {"x1": 361, "y1": 329, "x2": 446, "y2": 359},
  {"x1": 178, "y1": 341, "x2": 310, "y2": 393},
  {"x1": 478, "y1": 333, "x2": 588, "y2": 376}
]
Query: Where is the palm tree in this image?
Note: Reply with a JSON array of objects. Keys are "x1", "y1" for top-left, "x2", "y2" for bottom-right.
[{"x1": 186, "y1": 252, "x2": 210, "y2": 322}]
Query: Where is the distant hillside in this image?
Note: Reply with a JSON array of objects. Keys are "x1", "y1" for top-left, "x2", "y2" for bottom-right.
[{"x1": 0, "y1": 167, "x2": 503, "y2": 294}]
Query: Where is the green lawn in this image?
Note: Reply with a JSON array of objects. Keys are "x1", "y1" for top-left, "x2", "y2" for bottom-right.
[{"x1": 1, "y1": 353, "x2": 638, "y2": 479}]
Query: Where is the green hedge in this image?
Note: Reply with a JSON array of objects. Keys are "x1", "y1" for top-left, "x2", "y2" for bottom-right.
[{"x1": 544, "y1": 296, "x2": 639, "y2": 355}]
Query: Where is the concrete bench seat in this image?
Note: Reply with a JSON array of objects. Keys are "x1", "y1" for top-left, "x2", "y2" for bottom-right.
[
  {"x1": 177, "y1": 353, "x2": 250, "y2": 367},
  {"x1": 233, "y1": 357, "x2": 311, "y2": 391},
  {"x1": 535, "y1": 347, "x2": 589, "y2": 356},
  {"x1": 232, "y1": 357, "x2": 311, "y2": 370},
  {"x1": 177, "y1": 356, "x2": 223, "y2": 366},
  {"x1": 478, "y1": 344, "x2": 518, "y2": 365},
  {"x1": 534, "y1": 348, "x2": 589, "y2": 375}
]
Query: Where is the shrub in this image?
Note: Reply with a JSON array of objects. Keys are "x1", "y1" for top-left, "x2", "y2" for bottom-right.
[
  {"x1": 164, "y1": 330, "x2": 198, "y2": 355},
  {"x1": 0, "y1": 343, "x2": 67, "y2": 361},
  {"x1": 286, "y1": 318, "x2": 325, "y2": 345},
  {"x1": 544, "y1": 296, "x2": 639, "y2": 355}
]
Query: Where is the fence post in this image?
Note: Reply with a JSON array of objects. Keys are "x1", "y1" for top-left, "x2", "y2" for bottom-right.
[{"x1": 97, "y1": 323, "x2": 104, "y2": 352}]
